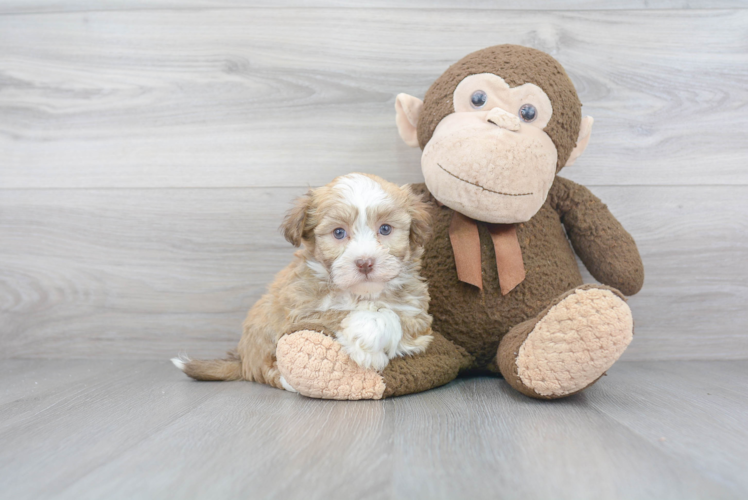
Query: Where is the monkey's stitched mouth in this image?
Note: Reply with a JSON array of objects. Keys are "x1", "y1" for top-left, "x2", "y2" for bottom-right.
[{"x1": 436, "y1": 164, "x2": 532, "y2": 197}]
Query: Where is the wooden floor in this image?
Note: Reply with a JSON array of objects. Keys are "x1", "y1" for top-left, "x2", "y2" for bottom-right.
[{"x1": 0, "y1": 359, "x2": 745, "y2": 500}]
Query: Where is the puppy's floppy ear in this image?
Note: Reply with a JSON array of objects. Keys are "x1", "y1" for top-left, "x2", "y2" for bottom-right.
[
  {"x1": 404, "y1": 185, "x2": 433, "y2": 249},
  {"x1": 281, "y1": 189, "x2": 313, "y2": 247}
]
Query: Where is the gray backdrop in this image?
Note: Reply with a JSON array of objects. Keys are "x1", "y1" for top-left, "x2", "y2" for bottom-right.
[{"x1": 2, "y1": 1, "x2": 747, "y2": 361}]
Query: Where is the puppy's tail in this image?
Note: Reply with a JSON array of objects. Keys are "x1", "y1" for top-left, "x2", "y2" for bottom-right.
[{"x1": 171, "y1": 351, "x2": 243, "y2": 381}]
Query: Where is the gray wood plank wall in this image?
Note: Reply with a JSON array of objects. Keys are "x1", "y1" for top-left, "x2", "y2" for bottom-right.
[{"x1": 1, "y1": 4, "x2": 747, "y2": 360}]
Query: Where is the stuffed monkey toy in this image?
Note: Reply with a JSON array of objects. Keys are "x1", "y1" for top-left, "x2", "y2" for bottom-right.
[{"x1": 276, "y1": 45, "x2": 644, "y2": 400}]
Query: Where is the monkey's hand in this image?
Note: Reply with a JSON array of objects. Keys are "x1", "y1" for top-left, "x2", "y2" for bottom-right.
[{"x1": 550, "y1": 176, "x2": 644, "y2": 295}]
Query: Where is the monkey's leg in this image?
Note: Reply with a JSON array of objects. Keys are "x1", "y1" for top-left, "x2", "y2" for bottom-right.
[
  {"x1": 497, "y1": 284, "x2": 633, "y2": 399},
  {"x1": 275, "y1": 329, "x2": 471, "y2": 400}
]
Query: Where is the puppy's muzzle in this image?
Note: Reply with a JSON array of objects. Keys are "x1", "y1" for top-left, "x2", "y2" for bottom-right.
[{"x1": 355, "y1": 258, "x2": 375, "y2": 276}]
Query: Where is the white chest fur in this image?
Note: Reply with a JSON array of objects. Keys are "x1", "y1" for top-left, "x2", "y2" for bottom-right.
[{"x1": 336, "y1": 305, "x2": 403, "y2": 372}]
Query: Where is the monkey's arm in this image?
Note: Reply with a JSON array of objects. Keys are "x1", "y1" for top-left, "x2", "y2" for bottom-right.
[
  {"x1": 549, "y1": 176, "x2": 644, "y2": 296},
  {"x1": 276, "y1": 329, "x2": 470, "y2": 399}
]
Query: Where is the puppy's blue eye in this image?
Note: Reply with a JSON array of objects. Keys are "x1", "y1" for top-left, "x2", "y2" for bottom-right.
[
  {"x1": 470, "y1": 90, "x2": 488, "y2": 109},
  {"x1": 379, "y1": 224, "x2": 392, "y2": 236},
  {"x1": 333, "y1": 228, "x2": 346, "y2": 239},
  {"x1": 519, "y1": 103, "x2": 537, "y2": 122}
]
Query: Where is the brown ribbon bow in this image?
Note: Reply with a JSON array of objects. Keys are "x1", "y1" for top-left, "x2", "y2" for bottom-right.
[{"x1": 448, "y1": 212, "x2": 526, "y2": 295}]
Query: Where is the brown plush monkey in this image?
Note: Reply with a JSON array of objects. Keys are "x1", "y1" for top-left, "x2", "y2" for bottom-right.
[{"x1": 276, "y1": 45, "x2": 644, "y2": 400}]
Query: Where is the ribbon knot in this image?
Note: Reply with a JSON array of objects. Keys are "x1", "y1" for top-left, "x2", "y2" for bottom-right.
[{"x1": 448, "y1": 212, "x2": 526, "y2": 295}]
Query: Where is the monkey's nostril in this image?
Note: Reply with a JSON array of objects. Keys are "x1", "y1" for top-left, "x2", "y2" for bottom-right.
[
  {"x1": 487, "y1": 116, "x2": 520, "y2": 132},
  {"x1": 355, "y1": 258, "x2": 375, "y2": 275}
]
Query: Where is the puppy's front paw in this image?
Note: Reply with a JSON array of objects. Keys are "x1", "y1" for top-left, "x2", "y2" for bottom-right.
[
  {"x1": 343, "y1": 346, "x2": 390, "y2": 372},
  {"x1": 337, "y1": 309, "x2": 402, "y2": 371}
]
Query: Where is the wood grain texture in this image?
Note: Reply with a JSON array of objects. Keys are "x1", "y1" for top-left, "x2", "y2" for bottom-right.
[
  {"x1": 0, "y1": 359, "x2": 745, "y2": 499},
  {"x1": 0, "y1": 187, "x2": 302, "y2": 360},
  {"x1": 2, "y1": 1, "x2": 747, "y2": 15},
  {"x1": 589, "y1": 361, "x2": 748, "y2": 495},
  {"x1": 1, "y1": 9, "x2": 747, "y2": 189},
  {"x1": 0, "y1": 359, "x2": 233, "y2": 498},
  {"x1": 2, "y1": 185, "x2": 746, "y2": 360},
  {"x1": 1, "y1": 5, "x2": 746, "y2": 362}
]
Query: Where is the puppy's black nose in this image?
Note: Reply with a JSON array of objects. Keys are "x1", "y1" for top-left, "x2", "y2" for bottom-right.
[{"x1": 355, "y1": 258, "x2": 375, "y2": 275}]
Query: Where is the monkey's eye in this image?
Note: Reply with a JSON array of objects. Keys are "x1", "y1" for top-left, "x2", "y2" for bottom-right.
[
  {"x1": 378, "y1": 224, "x2": 392, "y2": 236},
  {"x1": 470, "y1": 90, "x2": 488, "y2": 109},
  {"x1": 333, "y1": 228, "x2": 347, "y2": 240},
  {"x1": 519, "y1": 104, "x2": 537, "y2": 123}
]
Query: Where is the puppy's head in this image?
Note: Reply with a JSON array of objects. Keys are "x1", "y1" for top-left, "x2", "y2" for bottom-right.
[{"x1": 281, "y1": 173, "x2": 432, "y2": 297}]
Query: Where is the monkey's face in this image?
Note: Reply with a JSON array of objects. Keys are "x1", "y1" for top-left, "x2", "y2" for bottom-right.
[
  {"x1": 396, "y1": 46, "x2": 592, "y2": 224},
  {"x1": 421, "y1": 73, "x2": 557, "y2": 224}
]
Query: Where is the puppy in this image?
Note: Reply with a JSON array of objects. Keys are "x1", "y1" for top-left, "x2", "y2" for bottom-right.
[{"x1": 172, "y1": 173, "x2": 434, "y2": 391}]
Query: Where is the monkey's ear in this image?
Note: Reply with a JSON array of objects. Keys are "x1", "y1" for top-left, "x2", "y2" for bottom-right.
[
  {"x1": 280, "y1": 190, "x2": 313, "y2": 247},
  {"x1": 395, "y1": 93, "x2": 424, "y2": 148},
  {"x1": 565, "y1": 116, "x2": 594, "y2": 167}
]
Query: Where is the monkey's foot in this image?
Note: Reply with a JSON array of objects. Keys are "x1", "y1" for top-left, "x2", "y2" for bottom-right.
[
  {"x1": 498, "y1": 285, "x2": 633, "y2": 399},
  {"x1": 276, "y1": 330, "x2": 386, "y2": 400}
]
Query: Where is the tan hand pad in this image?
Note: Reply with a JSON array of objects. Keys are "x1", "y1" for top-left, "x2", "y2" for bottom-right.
[{"x1": 276, "y1": 330, "x2": 386, "y2": 400}]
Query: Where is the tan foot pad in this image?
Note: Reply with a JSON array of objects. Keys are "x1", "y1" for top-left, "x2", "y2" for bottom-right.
[
  {"x1": 276, "y1": 330, "x2": 386, "y2": 400},
  {"x1": 517, "y1": 288, "x2": 634, "y2": 397}
]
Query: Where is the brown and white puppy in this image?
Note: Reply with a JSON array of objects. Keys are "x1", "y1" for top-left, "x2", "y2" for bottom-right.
[{"x1": 172, "y1": 173, "x2": 434, "y2": 391}]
